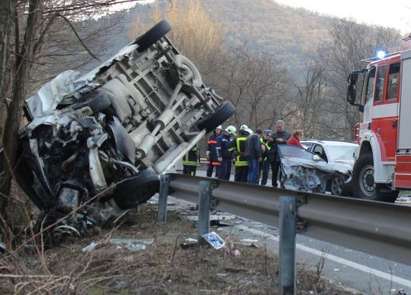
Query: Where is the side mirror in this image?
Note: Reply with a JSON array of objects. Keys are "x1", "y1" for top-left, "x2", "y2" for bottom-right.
[{"x1": 346, "y1": 72, "x2": 358, "y2": 105}]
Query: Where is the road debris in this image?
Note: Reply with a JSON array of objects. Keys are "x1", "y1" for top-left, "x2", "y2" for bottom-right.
[
  {"x1": 110, "y1": 238, "x2": 153, "y2": 251},
  {"x1": 202, "y1": 231, "x2": 225, "y2": 249}
]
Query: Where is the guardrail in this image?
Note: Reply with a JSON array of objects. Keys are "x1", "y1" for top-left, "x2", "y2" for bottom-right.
[{"x1": 157, "y1": 173, "x2": 411, "y2": 294}]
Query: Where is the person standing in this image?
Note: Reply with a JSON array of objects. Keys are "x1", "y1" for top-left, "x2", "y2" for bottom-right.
[
  {"x1": 182, "y1": 145, "x2": 199, "y2": 176},
  {"x1": 287, "y1": 130, "x2": 303, "y2": 148},
  {"x1": 245, "y1": 128, "x2": 262, "y2": 184},
  {"x1": 234, "y1": 125, "x2": 250, "y2": 182},
  {"x1": 268, "y1": 120, "x2": 290, "y2": 187},
  {"x1": 260, "y1": 129, "x2": 272, "y2": 186},
  {"x1": 206, "y1": 126, "x2": 222, "y2": 177},
  {"x1": 216, "y1": 125, "x2": 237, "y2": 180}
]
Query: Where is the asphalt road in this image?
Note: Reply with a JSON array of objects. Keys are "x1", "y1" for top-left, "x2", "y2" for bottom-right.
[{"x1": 167, "y1": 169, "x2": 411, "y2": 294}]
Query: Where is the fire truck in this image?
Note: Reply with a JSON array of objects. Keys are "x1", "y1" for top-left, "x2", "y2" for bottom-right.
[{"x1": 347, "y1": 48, "x2": 411, "y2": 201}]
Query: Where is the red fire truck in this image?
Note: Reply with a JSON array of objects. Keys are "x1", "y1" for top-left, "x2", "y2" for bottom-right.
[{"x1": 347, "y1": 48, "x2": 411, "y2": 201}]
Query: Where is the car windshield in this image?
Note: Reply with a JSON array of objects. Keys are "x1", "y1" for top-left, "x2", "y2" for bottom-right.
[
  {"x1": 326, "y1": 145, "x2": 357, "y2": 161},
  {"x1": 278, "y1": 144, "x2": 318, "y2": 161}
]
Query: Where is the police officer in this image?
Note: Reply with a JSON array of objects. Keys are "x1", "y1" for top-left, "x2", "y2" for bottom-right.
[
  {"x1": 206, "y1": 126, "x2": 223, "y2": 177},
  {"x1": 182, "y1": 145, "x2": 199, "y2": 176},
  {"x1": 260, "y1": 129, "x2": 272, "y2": 186},
  {"x1": 216, "y1": 125, "x2": 237, "y2": 180},
  {"x1": 234, "y1": 124, "x2": 251, "y2": 182},
  {"x1": 268, "y1": 120, "x2": 290, "y2": 187}
]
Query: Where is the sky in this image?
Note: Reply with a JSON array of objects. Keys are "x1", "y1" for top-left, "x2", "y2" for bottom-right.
[{"x1": 274, "y1": 0, "x2": 411, "y2": 34}]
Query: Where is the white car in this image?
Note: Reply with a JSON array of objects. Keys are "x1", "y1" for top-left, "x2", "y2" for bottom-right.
[{"x1": 302, "y1": 140, "x2": 359, "y2": 195}]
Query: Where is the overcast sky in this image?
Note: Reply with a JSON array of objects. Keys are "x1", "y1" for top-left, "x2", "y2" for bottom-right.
[{"x1": 274, "y1": 0, "x2": 410, "y2": 34}]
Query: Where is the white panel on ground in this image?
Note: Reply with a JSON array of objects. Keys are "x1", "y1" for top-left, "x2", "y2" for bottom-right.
[{"x1": 398, "y1": 50, "x2": 411, "y2": 151}]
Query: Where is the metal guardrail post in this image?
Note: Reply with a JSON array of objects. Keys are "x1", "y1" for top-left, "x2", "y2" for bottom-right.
[
  {"x1": 158, "y1": 174, "x2": 170, "y2": 224},
  {"x1": 279, "y1": 196, "x2": 297, "y2": 295},
  {"x1": 198, "y1": 180, "x2": 212, "y2": 239}
]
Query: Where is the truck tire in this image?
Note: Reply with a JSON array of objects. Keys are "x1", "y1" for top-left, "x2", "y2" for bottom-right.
[
  {"x1": 135, "y1": 20, "x2": 171, "y2": 52},
  {"x1": 197, "y1": 101, "x2": 235, "y2": 133},
  {"x1": 352, "y1": 153, "x2": 397, "y2": 201}
]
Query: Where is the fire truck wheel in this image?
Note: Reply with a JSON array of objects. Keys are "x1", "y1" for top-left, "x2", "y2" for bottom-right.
[{"x1": 352, "y1": 153, "x2": 398, "y2": 202}]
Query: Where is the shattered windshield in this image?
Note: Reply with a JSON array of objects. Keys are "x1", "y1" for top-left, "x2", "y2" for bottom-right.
[
  {"x1": 326, "y1": 145, "x2": 357, "y2": 162},
  {"x1": 278, "y1": 144, "x2": 318, "y2": 161}
]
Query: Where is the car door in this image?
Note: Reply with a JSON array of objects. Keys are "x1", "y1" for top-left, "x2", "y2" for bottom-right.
[{"x1": 313, "y1": 144, "x2": 328, "y2": 162}]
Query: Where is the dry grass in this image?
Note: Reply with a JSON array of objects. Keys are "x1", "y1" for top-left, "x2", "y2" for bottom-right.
[{"x1": 0, "y1": 205, "x2": 355, "y2": 294}]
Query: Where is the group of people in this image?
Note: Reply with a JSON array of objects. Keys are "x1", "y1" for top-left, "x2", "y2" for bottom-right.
[{"x1": 182, "y1": 120, "x2": 303, "y2": 187}]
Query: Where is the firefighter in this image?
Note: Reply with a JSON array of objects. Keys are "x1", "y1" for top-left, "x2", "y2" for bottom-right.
[
  {"x1": 206, "y1": 126, "x2": 223, "y2": 177},
  {"x1": 260, "y1": 129, "x2": 272, "y2": 186},
  {"x1": 182, "y1": 145, "x2": 199, "y2": 176},
  {"x1": 234, "y1": 124, "x2": 251, "y2": 182},
  {"x1": 216, "y1": 125, "x2": 237, "y2": 180}
]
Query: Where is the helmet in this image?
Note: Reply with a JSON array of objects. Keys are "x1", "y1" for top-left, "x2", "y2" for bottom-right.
[
  {"x1": 240, "y1": 124, "x2": 249, "y2": 131},
  {"x1": 216, "y1": 125, "x2": 223, "y2": 130},
  {"x1": 225, "y1": 125, "x2": 237, "y2": 135}
]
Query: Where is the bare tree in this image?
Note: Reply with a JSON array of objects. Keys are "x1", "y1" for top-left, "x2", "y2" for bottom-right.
[
  {"x1": 318, "y1": 19, "x2": 401, "y2": 139},
  {"x1": 0, "y1": 0, "x2": 140, "y2": 239}
]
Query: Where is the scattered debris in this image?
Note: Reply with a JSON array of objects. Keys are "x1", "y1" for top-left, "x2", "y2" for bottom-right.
[
  {"x1": 110, "y1": 238, "x2": 153, "y2": 252},
  {"x1": 201, "y1": 232, "x2": 225, "y2": 249},
  {"x1": 82, "y1": 241, "x2": 98, "y2": 252},
  {"x1": 180, "y1": 237, "x2": 199, "y2": 249},
  {"x1": 239, "y1": 238, "x2": 259, "y2": 248}
]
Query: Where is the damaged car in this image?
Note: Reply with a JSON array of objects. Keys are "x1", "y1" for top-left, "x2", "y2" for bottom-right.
[
  {"x1": 13, "y1": 20, "x2": 234, "y2": 237},
  {"x1": 278, "y1": 144, "x2": 352, "y2": 195}
]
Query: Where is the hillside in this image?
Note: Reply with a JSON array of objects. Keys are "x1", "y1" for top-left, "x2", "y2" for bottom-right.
[{"x1": 86, "y1": 0, "x2": 399, "y2": 81}]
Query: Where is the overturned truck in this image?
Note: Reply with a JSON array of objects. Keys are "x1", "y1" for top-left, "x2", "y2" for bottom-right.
[{"x1": 10, "y1": 21, "x2": 234, "y2": 235}]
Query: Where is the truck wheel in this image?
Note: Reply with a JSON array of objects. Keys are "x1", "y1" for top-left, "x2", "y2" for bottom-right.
[
  {"x1": 197, "y1": 101, "x2": 235, "y2": 133},
  {"x1": 135, "y1": 20, "x2": 171, "y2": 52},
  {"x1": 352, "y1": 154, "x2": 397, "y2": 201}
]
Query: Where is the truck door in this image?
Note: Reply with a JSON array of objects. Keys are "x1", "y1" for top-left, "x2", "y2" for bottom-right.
[
  {"x1": 371, "y1": 62, "x2": 399, "y2": 162},
  {"x1": 395, "y1": 50, "x2": 411, "y2": 189}
]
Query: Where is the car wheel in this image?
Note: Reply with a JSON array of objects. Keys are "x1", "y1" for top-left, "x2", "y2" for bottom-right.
[
  {"x1": 135, "y1": 20, "x2": 171, "y2": 52},
  {"x1": 352, "y1": 153, "x2": 397, "y2": 201},
  {"x1": 197, "y1": 101, "x2": 235, "y2": 133},
  {"x1": 330, "y1": 176, "x2": 345, "y2": 196}
]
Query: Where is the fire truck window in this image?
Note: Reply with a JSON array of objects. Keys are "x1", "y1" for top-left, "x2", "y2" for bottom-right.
[
  {"x1": 374, "y1": 66, "x2": 387, "y2": 102},
  {"x1": 365, "y1": 68, "x2": 376, "y2": 103},
  {"x1": 387, "y1": 63, "x2": 400, "y2": 100}
]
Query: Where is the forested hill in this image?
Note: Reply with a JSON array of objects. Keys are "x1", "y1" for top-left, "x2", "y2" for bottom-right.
[{"x1": 91, "y1": 0, "x2": 399, "y2": 79}]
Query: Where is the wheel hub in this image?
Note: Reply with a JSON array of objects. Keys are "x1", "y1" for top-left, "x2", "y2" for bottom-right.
[{"x1": 360, "y1": 166, "x2": 376, "y2": 195}]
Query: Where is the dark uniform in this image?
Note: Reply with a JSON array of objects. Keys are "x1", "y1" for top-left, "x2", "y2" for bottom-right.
[
  {"x1": 183, "y1": 146, "x2": 199, "y2": 176},
  {"x1": 267, "y1": 130, "x2": 290, "y2": 187},
  {"x1": 206, "y1": 133, "x2": 221, "y2": 177},
  {"x1": 216, "y1": 132, "x2": 235, "y2": 180},
  {"x1": 234, "y1": 130, "x2": 249, "y2": 182},
  {"x1": 260, "y1": 137, "x2": 271, "y2": 186}
]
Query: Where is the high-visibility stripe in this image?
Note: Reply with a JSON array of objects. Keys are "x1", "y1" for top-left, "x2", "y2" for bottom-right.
[
  {"x1": 211, "y1": 161, "x2": 221, "y2": 166},
  {"x1": 208, "y1": 140, "x2": 217, "y2": 144},
  {"x1": 235, "y1": 136, "x2": 248, "y2": 167}
]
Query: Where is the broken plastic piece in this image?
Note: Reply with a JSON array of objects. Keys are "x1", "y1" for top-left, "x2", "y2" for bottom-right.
[{"x1": 201, "y1": 231, "x2": 225, "y2": 249}]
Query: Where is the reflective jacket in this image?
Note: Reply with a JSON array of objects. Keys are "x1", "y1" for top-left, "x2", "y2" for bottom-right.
[
  {"x1": 183, "y1": 146, "x2": 199, "y2": 166},
  {"x1": 234, "y1": 132, "x2": 249, "y2": 167},
  {"x1": 207, "y1": 134, "x2": 221, "y2": 166}
]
